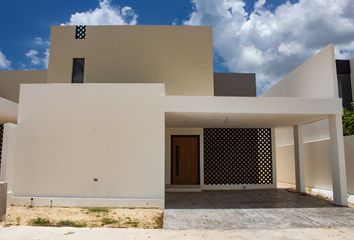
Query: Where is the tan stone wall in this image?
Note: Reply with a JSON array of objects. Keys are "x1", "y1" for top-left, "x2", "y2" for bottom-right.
[
  {"x1": 0, "y1": 71, "x2": 47, "y2": 102},
  {"x1": 47, "y1": 26, "x2": 213, "y2": 96}
]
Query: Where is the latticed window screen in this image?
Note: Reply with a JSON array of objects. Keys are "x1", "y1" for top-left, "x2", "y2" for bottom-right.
[
  {"x1": 75, "y1": 25, "x2": 87, "y2": 39},
  {"x1": 204, "y1": 128, "x2": 272, "y2": 185},
  {"x1": 0, "y1": 124, "x2": 3, "y2": 173}
]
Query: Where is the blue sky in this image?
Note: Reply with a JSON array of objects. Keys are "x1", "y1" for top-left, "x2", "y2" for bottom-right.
[
  {"x1": 0, "y1": 0, "x2": 353, "y2": 93},
  {"x1": 0, "y1": 0, "x2": 292, "y2": 70}
]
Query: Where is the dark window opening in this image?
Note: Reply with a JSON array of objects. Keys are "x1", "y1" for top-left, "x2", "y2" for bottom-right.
[
  {"x1": 338, "y1": 74, "x2": 352, "y2": 109},
  {"x1": 336, "y1": 60, "x2": 353, "y2": 109},
  {"x1": 72, "y1": 58, "x2": 85, "y2": 83}
]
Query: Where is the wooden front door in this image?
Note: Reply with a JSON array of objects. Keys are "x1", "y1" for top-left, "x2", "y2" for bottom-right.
[{"x1": 171, "y1": 136, "x2": 200, "y2": 185}]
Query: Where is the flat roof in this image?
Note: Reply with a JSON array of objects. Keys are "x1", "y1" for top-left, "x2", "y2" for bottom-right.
[{"x1": 163, "y1": 96, "x2": 342, "y2": 128}]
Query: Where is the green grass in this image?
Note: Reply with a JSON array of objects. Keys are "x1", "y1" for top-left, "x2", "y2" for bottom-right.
[
  {"x1": 84, "y1": 207, "x2": 110, "y2": 213},
  {"x1": 126, "y1": 220, "x2": 139, "y2": 227},
  {"x1": 101, "y1": 217, "x2": 118, "y2": 225},
  {"x1": 15, "y1": 216, "x2": 21, "y2": 225},
  {"x1": 28, "y1": 217, "x2": 52, "y2": 226},
  {"x1": 28, "y1": 217, "x2": 87, "y2": 228},
  {"x1": 56, "y1": 220, "x2": 87, "y2": 228}
]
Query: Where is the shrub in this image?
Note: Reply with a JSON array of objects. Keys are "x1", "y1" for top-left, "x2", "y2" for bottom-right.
[
  {"x1": 85, "y1": 207, "x2": 110, "y2": 213},
  {"x1": 28, "y1": 217, "x2": 52, "y2": 226},
  {"x1": 101, "y1": 217, "x2": 118, "y2": 225},
  {"x1": 56, "y1": 220, "x2": 87, "y2": 228}
]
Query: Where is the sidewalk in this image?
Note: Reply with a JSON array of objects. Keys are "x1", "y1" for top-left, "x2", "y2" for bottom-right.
[{"x1": 1, "y1": 226, "x2": 354, "y2": 240}]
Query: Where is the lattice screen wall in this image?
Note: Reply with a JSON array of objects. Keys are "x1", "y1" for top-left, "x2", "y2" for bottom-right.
[
  {"x1": 0, "y1": 124, "x2": 3, "y2": 173},
  {"x1": 204, "y1": 128, "x2": 273, "y2": 185},
  {"x1": 75, "y1": 26, "x2": 87, "y2": 39}
]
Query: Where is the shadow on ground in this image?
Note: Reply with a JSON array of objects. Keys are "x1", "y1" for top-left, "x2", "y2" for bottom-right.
[{"x1": 165, "y1": 189, "x2": 337, "y2": 209}]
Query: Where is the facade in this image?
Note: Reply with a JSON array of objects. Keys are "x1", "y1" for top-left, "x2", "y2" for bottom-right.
[{"x1": 0, "y1": 25, "x2": 350, "y2": 208}]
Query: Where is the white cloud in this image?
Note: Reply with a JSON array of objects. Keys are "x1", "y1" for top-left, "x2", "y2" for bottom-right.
[
  {"x1": 25, "y1": 49, "x2": 41, "y2": 65},
  {"x1": 34, "y1": 37, "x2": 49, "y2": 47},
  {"x1": 184, "y1": 0, "x2": 354, "y2": 94},
  {"x1": 23, "y1": 37, "x2": 50, "y2": 69},
  {"x1": 0, "y1": 51, "x2": 11, "y2": 69},
  {"x1": 25, "y1": 49, "x2": 49, "y2": 68},
  {"x1": 43, "y1": 48, "x2": 49, "y2": 68},
  {"x1": 64, "y1": 0, "x2": 137, "y2": 25}
]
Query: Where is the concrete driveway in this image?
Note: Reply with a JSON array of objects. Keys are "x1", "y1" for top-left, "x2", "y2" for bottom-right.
[{"x1": 164, "y1": 189, "x2": 354, "y2": 229}]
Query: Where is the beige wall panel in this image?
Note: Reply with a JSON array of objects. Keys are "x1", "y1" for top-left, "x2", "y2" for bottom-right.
[
  {"x1": 303, "y1": 140, "x2": 332, "y2": 191},
  {"x1": 277, "y1": 136, "x2": 354, "y2": 194},
  {"x1": 0, "y1": 98, "x2": 17, "y2": 124},
  {"x1": 47, "y1": 26, "x2": 213, "y2": 96},
  {"x1": 276, "y1": 145, "x2": 296, "y2": 184},
  {"x1": 345, "y1": 135, "x2": 354, "y2": 194},
  {"x1": 0, "y1": 71, "x2": 47, "y2": 102},
  {"x1": 12, "y1": 84, "x2": 164, "y2": 204}
]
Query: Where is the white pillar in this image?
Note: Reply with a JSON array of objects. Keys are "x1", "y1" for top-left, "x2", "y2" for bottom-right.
[
  {"x1": 328, "y1": 115, "x2": 348, "y2": 206},
  {"x1": 294, "y1": 125, "x2": 306, "y2": 193}
]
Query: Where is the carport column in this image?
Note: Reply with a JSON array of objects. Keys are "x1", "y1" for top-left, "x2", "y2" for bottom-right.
[
  {"x1": 328, "y1": 115, "x2": 348, "y2": 206},
  {"x1": 293, "y1": 125, "x2": 306, "y2": 193}
]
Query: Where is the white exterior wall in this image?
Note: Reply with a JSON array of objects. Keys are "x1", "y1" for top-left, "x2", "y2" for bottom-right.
[
  {"x1": 262, "y1": 44, "x2": 338, "y2": 98},
  {"x1": 276, "y1": 130, "x2": 354, "y2": 194},
  {"x1": 8, "y1": 84, "x2": 165, "y2": 208},
  {"x1": 0, "y1": 97, "x2": 18, "y2": 124},
  {"x1": 0, "y1": 123, "x2": 17, "y2": 194},
  {"x1": 165, "y1": 128, "x2": 204, "y2": 185}
]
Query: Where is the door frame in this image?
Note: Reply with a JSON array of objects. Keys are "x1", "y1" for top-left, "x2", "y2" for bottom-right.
[{"x1": 170, "y1": 135, "x2": 200, "y2": 185}]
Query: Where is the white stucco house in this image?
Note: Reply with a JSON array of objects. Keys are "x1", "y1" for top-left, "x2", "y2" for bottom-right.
[{"x1": 0, "y1": 25, "x2": 352, "y2": 208}]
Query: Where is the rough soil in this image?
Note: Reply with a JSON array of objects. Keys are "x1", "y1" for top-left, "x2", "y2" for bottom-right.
[{"x1": 0, "y1": 206, "x2": 163, "y2": 228}]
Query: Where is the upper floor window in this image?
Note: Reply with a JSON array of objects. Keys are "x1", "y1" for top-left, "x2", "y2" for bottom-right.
[{"x1": 72, "y1": 58, "x2": 85, "y2": 83}]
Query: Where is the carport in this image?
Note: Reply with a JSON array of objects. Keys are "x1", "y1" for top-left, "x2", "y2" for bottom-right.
[
  {"x1": 163, "y1": 95, "x2": 347, "y2": 206},
  {"x1": 162, "y1": 95, "x2": 350, "y2": 229}
]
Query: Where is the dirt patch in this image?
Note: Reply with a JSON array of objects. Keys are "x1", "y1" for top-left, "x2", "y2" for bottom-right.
[{"x1": 1, "y1": 206, "x2": 163, "y2": 228}]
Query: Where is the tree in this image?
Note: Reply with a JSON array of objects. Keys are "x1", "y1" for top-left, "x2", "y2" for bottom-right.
[{"x1": 342, "y1": 102, "x2": 354, "y2": 136}]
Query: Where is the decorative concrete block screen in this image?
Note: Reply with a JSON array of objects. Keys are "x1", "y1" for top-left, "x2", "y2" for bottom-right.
[
  {"x1": 204, "y1": 128, "x2": 272, "y2": 185},
  {"x1": 0, "y1": 124, "x2": 3, "y2": 172},
  {"x1": 75, "y1": 26, "x2": 86, "y2": 39}
]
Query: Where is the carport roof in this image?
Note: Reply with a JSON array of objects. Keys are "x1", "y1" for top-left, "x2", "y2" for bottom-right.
[{"x1": 163, "y1": 96, "x2": 342, "y2": 128}]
